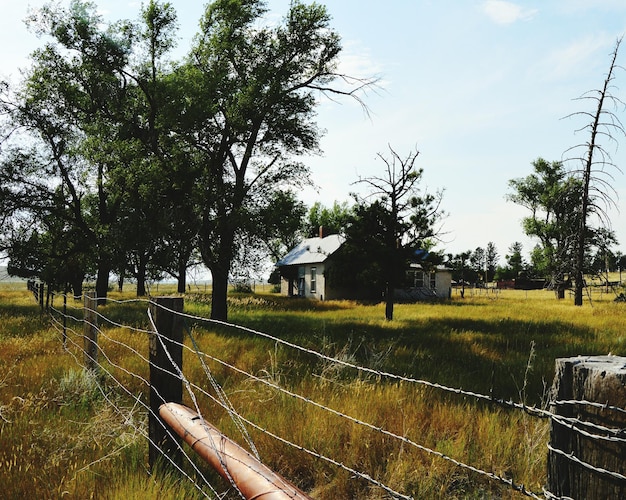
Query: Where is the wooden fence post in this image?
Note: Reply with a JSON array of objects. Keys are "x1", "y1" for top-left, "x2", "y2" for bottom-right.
[
  {"x1": 149, "y1": 296, "x2": 184, "y2": 471},
  {"x1": 547, "y1": 355, "x2": 626, "y2": 499},
  {"x1": 83, "y1": 291, "x2": 98, "y2": 372},
  {"x1": 63, "y1": 291, "x2": 67, "y2": 349}
]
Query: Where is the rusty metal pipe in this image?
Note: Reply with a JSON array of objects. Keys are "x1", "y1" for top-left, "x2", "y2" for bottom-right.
[{"x1": 159, "y1": 403, "x2": 312, "y2": 500}]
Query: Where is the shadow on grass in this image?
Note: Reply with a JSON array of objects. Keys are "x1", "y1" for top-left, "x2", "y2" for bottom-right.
[
  {"x1": 206, "y1": 310, "x2": 596, "y2": 406},
  {"x1": 0, "y1": 301, "x2": 41, "y2": 317}
]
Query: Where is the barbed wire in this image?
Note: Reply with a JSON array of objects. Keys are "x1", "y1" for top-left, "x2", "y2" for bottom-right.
[
  {"x1": 47, "y1": 310, "x2": 220, "y2": 498},
  {"x1": 180, "y1": 319, "x2": 261, "y2": 461},
  {"x1": 148, "y1": 307, "x2": 249, "y2": 500},
  {"x1": 547, "y1": 444, "x2": 626, "y2": 482},
  {"x1": 550, "y1": 413, "x2": 626, "y2": 444},
  {"x1": 180, "y1": 323, "x2": 543, "y2": 499},
  {"x1": 49, "y1": 297, "x2": 458, "y2": 498},
  {"x1": 554, "y1": 398, "x2": 626, "y2": 416},
  {"x1": 41, "y1": 291, "x2": 626, "y2": 499},
  {"x1": 157, "y1": 302, "x2": 626, "y2": 438},
  {"x1": 166, "y1": 306, "x2": 553, "y2": 414}
]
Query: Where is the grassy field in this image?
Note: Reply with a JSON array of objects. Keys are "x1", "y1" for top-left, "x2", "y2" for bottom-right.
[{"x1": 0, "y1": 282, "x2": 625, "y2": 498}]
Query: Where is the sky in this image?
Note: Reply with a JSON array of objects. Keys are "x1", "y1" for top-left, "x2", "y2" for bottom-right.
[{"x1": 2, "y1": 0, "x2": 626, "y2": 265}]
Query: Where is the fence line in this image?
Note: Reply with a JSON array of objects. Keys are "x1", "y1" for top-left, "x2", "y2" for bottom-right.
[
  {"x1": 62, "y1": 296, "x2": 626, "y2": 443},
  {"x1": 181, "y1": 332, "x2": 541, "y2": 498},
  {"x1": 42, "y1": 289, "x2": 626, "y2": 499},
  {"x1": 161, "y1": 304, "x2": 626, "y2": 439},
  {"x1": 47, "y1": 302, "x2": 218, "y2": 498},
  {"x1": 166, "y1": 305, "x2": 555, "y2": 418}
]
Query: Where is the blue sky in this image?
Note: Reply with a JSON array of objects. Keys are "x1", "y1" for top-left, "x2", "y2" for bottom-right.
[{"x1": 2, "y1": 1, "x2": 626, "y2": 263}]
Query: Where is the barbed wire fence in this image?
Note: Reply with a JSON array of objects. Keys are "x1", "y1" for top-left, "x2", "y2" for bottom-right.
[{"x1": 38, "y1": 287, "x2": 625, "y2": 499}]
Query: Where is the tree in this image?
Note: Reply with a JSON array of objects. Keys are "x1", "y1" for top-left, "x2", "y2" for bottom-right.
[
  {"x1": 5, "y1": 206, "x2": 92, "y2": 297},
  {"x1": 470, "y1": 247, "x2": 486, "y2": 283},
  {"x1": 0, "y1": 1, "x2": 190, "y2": 300},
  {"x1": 563, "y1": 38, "x2": 624, "y2": 305},
  {"x1": 448, "y1": 251, "x2": 472, "y2": 298},
  {"x1": 346, "y1": 145, "x2": 444, "y2": 320},
  {"x1": 507, "y1": 158, "x2": 583, "y2": 298},
  {"x1": 305, "y1": 201, "x2": 353, "y2": 237},
  {"x1": 485, "y1": 242, "x2": 499, "y2": 282},
  {"x1": 175, "y1": 0, "x2": 375, "y2": 320},
  {"x1": 497, "y1": 241, "x2": 526, "y2": 280}
]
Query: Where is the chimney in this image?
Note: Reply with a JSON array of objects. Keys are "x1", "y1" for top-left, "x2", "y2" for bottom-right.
[{"x1": 319, "y1": 226, "x2": 325, "y2": 239}]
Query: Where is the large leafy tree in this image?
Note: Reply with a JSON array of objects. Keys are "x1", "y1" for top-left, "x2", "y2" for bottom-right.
[
  {"x1": 174, "y1": 0, "x2": 374, "y2": 320},
  {"x1": 0, "y1": 1, "x2": 191, "y2": 299},
  {"x1": 507, "y1": 158, "x2": 583, "y2": 298},
  {"x1": 304, "y1": 201, "x2": 353, "y2": 237},
  {"x1": 0, "y1": 2, "x2": 128, "y2": 300},
  {"x1": 0, "y1": 2, "x2": 130, "y2": 300},
  {"x1": 1, "y1": 0, "x2": 373, "y2": 312}
]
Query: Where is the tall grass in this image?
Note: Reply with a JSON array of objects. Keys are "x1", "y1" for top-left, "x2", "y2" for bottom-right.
[{"x1": 0, "y1": 284, "x2": 624, "y2": 498}]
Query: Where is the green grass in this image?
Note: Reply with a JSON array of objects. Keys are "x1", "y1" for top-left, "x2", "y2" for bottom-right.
[{"x1": 0, "y1": 284, "x2": 625, "y2": 498}]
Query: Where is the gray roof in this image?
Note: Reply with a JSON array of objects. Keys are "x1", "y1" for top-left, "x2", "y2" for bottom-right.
[{"x1": 276, "y1": 234, "x2": 345, "y2": 266}]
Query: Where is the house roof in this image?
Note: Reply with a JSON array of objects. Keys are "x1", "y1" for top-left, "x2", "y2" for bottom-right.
[
  {"x1": 410, "y1": 263, "x2": 452, "y2": 272},
  {"x1": 276, "y1": 234, "x2": 345, "y2": 267}
]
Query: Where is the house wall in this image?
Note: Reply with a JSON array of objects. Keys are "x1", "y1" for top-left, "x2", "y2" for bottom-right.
[
  {"x1": 279, "y1": 263, "x2": 452, "y2": 301},
  {"x1": 434, "y1": 271, "x2": 452, "y2": 298},
  {"x1": 280, "y1": 263, "x2": 328, "y2": 300},
  {"x1": 406, "y1": 269, "x2": 452, "y2": 298}
]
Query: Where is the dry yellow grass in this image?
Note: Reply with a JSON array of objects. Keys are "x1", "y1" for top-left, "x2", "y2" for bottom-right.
[{"x1": 1, "y1": 283, "x2": 625, "y2": 498}]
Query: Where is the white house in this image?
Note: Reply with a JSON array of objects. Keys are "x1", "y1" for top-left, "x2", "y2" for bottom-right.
[
  {"x1": 402, "y1": 263, "x2": 452, "y2": 299},
  {"x1": 276, "y1": 231, "x2": 452, "y2": 301},
  {"x1": 275, "y1": 232, "x2": 344, "y2": 300}
]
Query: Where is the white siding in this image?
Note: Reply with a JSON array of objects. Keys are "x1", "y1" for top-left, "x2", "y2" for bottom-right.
[{"x1": 280, "y1": 263, "x2": 327, "y2": 300}]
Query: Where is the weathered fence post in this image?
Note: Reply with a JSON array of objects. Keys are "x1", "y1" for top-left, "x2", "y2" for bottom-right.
[
  {"x1": 63, "y1": 290, "x2": 67, "y2": 349},
  {"x1": 149, "y1": 296, "x2": 184, "y2": 471},
  {"x1": 39, "y1": 282, "x2": 44, "y2": 312},
  {"x1": 83, "y1": 291, "x2": 98, "y2": 372},
  {"x1": 547, "y1": 355, "x2": 626, "y2": 499}
]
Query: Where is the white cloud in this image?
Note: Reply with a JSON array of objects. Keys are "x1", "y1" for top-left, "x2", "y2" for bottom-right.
[
  {"x1": 481, "y1": 0, "x2": 538, "y2": 24},
  {"x1": 534, "y1": 34, "x2": 615, "y2": 81}
]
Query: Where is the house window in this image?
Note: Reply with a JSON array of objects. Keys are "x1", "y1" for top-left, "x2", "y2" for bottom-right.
[
  {"x1": 310, "y1": 267, "x2": 317, "y2": 293},
  {"x1": 430, "y1": 272, "x2": 436, "y2": 290},
  {"x1": 414, "y1": 271, "x2": 424, "y2": 288},
  {"x1": 298, "y1": 266, "x2": 305, "y2": 296}
]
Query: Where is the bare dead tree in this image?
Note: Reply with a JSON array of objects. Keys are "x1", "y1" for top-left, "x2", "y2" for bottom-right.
[
  {"x1": 353, "y1": 145, "x2": 445, "y2": 320},
  {"x1": 563, "y1": 37, "x2": 625, "y2": 306}
]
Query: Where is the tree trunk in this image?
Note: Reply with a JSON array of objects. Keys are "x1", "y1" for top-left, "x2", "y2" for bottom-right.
[
  {"x1": 211, "y1": 265, "x2": 229, "y2": 321},
  {"x1": 199, "y1": 218, "x2": 235, "y2": 322},
  {"x1": 71, "y1": 277, "x2": 83, "y2": 301},
  {"x1": 117, "y1": 261, "x2": 126, "y2": 292},
  {"x1": 137, "y1": 256, "x2": 147, "y2": 297},
  {"x1": 385, "y1": 282, "x2": 394, "y2": 321},
  {"x1": 95, "y1": 258, "x2": 110, "y2": 306},
  {"x1": 137, "y1": 275, "x2": 147, "y2": 297},
  {"x1": 573, "y1": 39, "x2": 620, "y2": 307},
  {"x1": 574, "y1": 270, "x2": 584, "y2": 306},
  {"x1": 177, "y1": 256, "x2": 187, "y2": 294}
]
